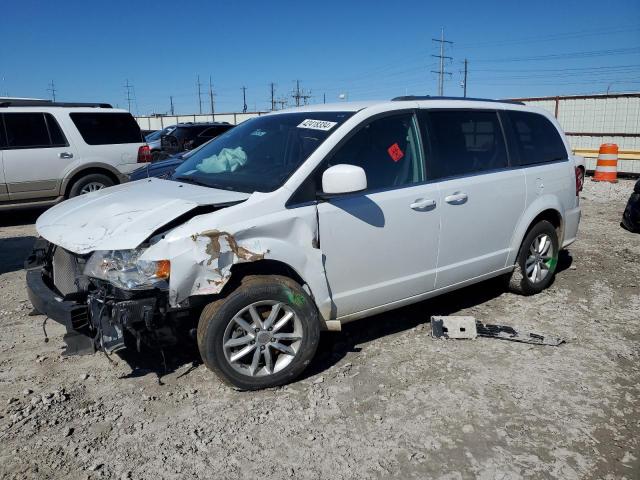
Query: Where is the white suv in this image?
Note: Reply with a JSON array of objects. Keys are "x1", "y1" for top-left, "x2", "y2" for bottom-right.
[
  {"x1": 26, "y1": 97, "x2": 582, "y2": 390},
  {"x1": 0, "y1": 100, "x2": 149, "y2": 210}
]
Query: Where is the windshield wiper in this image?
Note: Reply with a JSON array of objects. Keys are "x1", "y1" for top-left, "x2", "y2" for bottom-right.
[{"x1": 173, "y1": 176, "x2": 211, "y2": 188}]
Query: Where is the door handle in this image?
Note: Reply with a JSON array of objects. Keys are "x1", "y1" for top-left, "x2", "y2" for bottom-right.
[
  {"x1": 410, "y1": 198, "x2": 436, "y2": 210},
  {"x1": 59, "y1": 152, "x2": 73, "y2": 159},
  {"x1": 444, "y1": 192, "x2": 468, "y2": 204}
]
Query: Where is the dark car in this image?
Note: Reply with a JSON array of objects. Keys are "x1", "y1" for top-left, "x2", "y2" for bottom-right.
[
  {"x1": 160, "y1": 122, "x2": 233, "y2": 156},
  {"x1": 128, "y1": 139, "x2": 210, "y2": 181},
  {"x1": 621, "y1": 179, "x2": 640, "y2": 233}
]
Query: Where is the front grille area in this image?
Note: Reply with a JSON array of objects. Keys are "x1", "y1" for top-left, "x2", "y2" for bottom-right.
[{"x1": 52, "y1": 247, "x2": 84, "y2": 296}]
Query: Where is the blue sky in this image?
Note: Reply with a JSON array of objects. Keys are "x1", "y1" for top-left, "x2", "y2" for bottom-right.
[{"x1": 1, "y1": 0, "x2": 639, "y2": 114}]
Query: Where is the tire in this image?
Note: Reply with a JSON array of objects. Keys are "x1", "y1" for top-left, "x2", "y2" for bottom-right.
[
  {"x1": 508, "y1": 220, "x2": 559, "y2": 296},
  {"x1": 197, "y1": 275, "x2": 320, "y2": 390},
  {"x1": 68, "y1": 173, "x2": 114, "y2": 198}
]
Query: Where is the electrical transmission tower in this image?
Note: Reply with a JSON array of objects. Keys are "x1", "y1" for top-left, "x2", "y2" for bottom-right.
[
  {"x1": 196, "y1": 75, "x2": 203, "y2": 114},
  {"x1": 271, "y1": 83, "x2": 276, "y2": 110},
  {"x1": 47, "y1": 81, "x2": 57, "y2": 101},
  {"x1": 242, "y1": 86, "x2": 248, "y2": 113},
  {"x1": 292, "y1": 80, "x2": 311, "y2": 107},
  {"x1": 209, "y1": 76, "x2": 215, "y2": 119},
  {"x1": 431, "y1": 28, "x2": 453, "y2": 96},
  {"x1": 124, "y1": 79, "x2": 133, "y2": 111}
]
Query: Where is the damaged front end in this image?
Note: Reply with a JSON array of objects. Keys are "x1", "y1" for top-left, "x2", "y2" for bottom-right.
[{"x1": 25, "y1": 239, "x2": 197, "y2": 355}]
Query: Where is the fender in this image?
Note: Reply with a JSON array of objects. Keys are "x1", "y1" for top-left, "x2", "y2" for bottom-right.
[
  {"x1": 141, "y1": 204, "x2": 333, "y2": 327},
  {"x1": 506, "y1": 194, "x2": 564, "y2": 267}
]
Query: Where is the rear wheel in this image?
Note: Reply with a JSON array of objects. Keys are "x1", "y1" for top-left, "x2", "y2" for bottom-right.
[
  {"x1": 197, "y1": 275, "x2": 320, "y2": 390},
  {"x1": 508, "y1": 220, "x2": 559, "y2": 295},
  {"x1": 68, "y1": 173, "x2": 114, "y2": 198}
]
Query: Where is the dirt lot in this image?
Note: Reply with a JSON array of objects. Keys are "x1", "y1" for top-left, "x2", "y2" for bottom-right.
[{"x1": 0, "y1": 179, "x2": 638, "y2": 480}]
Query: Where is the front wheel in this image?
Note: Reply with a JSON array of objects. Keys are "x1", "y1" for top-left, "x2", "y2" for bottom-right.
[
  {"x1": 197, "y1": 275, "x2": 320, "y2": 390},
  {"x1": 508, "y1": 220, "x2": 559, "y2": 295}
]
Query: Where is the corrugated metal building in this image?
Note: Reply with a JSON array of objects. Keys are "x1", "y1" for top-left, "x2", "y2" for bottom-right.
[{"x1": 512, "y1": 93, "x2": 640, "y2": 174}]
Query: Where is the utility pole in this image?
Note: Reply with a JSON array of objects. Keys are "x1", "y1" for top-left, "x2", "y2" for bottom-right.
[
  {"x1": 270, "y1": 82, "x2": 276, "y2": 111},
  {"x1": 277, "y1": 97, "x2": 287, "y2": 110},
  {"x1": 431, "y1": 28, "x2": 453, "y2": 96},
  {"x1": 196, "y1": 75, "x2": 203, "y2": 114},
  {"x1": 292, "y1": 80, "x2": 311, "y2": 107},
  {"x1": 462, "y1": 58, "x2": 468, "y2": 98},
  {"x1": 169, "y1": 96, "x2": 174, "y2": 115},
  {"x1": 209, "y1": 76, "x2": 215, "y2": 120},
  {"x1": 124, "y1": 79, "x2": 133, "y2": 111},
  {"x1": 242, "y1": 86, "x2": 247, "y2": 113},
  {"x1": 323, "y1": 93, "x2": 326, "y2": 104},
  {"x1": 47, "y1": 80, "x2": 57, "y2": 102}
]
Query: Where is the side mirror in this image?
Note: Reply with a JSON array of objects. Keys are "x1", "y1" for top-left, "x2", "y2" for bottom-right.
[{"x1": 321, "y1": 164, "x2": 367, "y2": 196}]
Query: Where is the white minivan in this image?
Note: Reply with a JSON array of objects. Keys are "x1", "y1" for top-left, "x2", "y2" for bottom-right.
[
  {"x1": 0, "y1": 99, "x2": 149, "y2": 210},
  {"x1": 26, "y1": 97, "x2": 582, "y2": 390}
]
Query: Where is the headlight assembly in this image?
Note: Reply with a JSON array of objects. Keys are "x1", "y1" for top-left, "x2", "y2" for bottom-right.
[{"x1": 84, "y1": 248, "x2": 170, "y2": 290}]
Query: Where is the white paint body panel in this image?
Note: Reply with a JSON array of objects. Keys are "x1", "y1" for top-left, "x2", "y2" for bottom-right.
[{"x1": 34, "y1": 99, "x2": 581, "y2": 329}]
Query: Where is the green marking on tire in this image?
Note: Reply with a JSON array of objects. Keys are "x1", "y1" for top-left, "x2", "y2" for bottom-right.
[
  {"x1": 286, "y1": 289, "x2": 305, "y2": 307},
  {"x1": 545, "y1": 256, "x2": 558, "y2": 270}
]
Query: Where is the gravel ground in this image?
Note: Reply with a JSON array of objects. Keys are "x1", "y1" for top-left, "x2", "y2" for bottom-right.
[{"x1": 0, "y1": 179, "x2": 638, "y2": 480}]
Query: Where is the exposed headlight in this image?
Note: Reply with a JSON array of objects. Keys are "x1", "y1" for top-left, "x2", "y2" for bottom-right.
[{"x1": 84, "y1": 248, "x2": 170, "y2": 290}]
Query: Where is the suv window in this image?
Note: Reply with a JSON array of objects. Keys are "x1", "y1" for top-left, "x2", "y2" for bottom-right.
[
  {"x1": 507, "y1": 111, "x2": 567, "y2": 165},
  {"x1": 69, "y1": 112, "x2": 142, "y2": 145},
  {"x1": 3, "y1": 112, "x2": 51, "y2": 148},
  {"x1": 44, "y1": 113, "x2": 68, "y2": 147},
  {"x1": 322, "y1": 113, "x2": 424, "y2": 191},
  {"x1": 200, "y1": 126, "x2": 230, "y2": 138},
  {"x1": 421, "y1": 110, "x2": 508, "y2": 180}
]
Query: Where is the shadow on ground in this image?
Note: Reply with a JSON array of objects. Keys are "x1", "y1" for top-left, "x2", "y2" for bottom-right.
[
  {"x1": 0, "y1": 236, "x2": 37, "y2": 274},
  {"x1": 0, "y1": 207, "x2": 46, "y2": 227}
]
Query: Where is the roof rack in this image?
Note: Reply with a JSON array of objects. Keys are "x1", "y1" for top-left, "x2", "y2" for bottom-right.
[
  {"x1": 391, "y1": 95, "x2": 525, "y2": 105},
  {"x1": 0, "y1": 99, "x2": 112, "y2": 108}
]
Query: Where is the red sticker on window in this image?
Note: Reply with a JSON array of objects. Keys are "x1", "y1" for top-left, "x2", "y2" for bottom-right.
[{"x1": 387, "y1": 143, "x2": 404, "y2": 162}]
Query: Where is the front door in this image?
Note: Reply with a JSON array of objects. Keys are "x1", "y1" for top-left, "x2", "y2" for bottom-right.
[
  {"x1": 2, "y1": 112, "x2": 76, "y2": 200},
  {"x1": 317, "y1": 112, "x2": 441, "y2": 318}
]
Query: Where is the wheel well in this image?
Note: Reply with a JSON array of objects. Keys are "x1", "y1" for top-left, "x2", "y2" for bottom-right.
[
  {"x1": 64, "y1": 168, "x2": 120, "y2": 198},
  {"x1": 528, "y1": 209, "x2": 563, "y2": 240},
  {"x1": 222, "y1": 260, "x2": 307, "y2": 296}
]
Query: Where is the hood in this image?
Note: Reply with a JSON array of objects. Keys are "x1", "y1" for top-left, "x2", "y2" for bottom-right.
[{"x1": 36, "y1": 178, "x2": 251, "y2": 254}]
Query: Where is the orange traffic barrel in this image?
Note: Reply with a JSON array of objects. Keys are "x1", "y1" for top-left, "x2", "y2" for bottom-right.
[{"x1": 592, "y1": 144, "x2": 618, "y2": 183}]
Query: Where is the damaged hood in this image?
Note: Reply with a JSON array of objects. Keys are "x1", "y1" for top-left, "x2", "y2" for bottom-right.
[{"x1": 36, "y1": 178, "x2": 251, "y2": 254}]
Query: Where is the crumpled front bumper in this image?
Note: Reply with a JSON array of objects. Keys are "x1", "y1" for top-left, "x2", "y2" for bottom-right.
[{"x1": 25, "y1": 243, "x2": 174, "y2": 355}]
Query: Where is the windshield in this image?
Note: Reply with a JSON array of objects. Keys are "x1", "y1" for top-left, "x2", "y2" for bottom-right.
[
  {"x1": 172, "y1": 112, "x2": 353, "y2": 192},
  {"x1": 146, "y1": 126, "x2": 175, "y2": 142}
]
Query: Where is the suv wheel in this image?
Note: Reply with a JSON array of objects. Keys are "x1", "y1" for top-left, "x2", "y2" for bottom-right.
[
  {"x1": 197, "y1": 275, "x2": 320, "y2": 390},
  {"x1": 68, "y1": 174, "x2": 114, "y2": 198},
  {"x1": 508, "y1": 220, "x2": 559, "y2": 295}
]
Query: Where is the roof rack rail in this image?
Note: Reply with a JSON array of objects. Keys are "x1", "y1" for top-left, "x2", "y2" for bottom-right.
[
  {"x1": 391, "y1": 95, "x2": 525, "y2": 105},
  {"x1": 0, "y1": 99, "x2": 112, "y2": 108}
]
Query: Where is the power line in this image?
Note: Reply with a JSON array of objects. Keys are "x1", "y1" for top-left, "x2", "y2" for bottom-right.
[
  {"x1": 47, "y1": 80, "x2": 56, "y2": 102},
  {"x1": 431, "y1": 28, "x2": 453, "y2": 96},
  {"x1": 474, "y1": 46, "x2": 640, "y2": 63}
]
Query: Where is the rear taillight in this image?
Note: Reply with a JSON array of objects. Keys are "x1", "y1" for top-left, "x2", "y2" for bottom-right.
[
  {"x1": 575, "y1": 166, "x2": 584, "y2": 195},
  {"x1": 137, "y1": 145, "x2": 151, "y2": 163}
]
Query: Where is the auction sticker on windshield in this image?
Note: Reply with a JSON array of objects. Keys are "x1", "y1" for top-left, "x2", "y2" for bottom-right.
[{"x1": 297, "y1": 119, "x2": 338, "y2": 131}]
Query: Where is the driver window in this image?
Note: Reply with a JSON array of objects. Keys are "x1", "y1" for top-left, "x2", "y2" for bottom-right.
[{"x1": 321, "y1": 113, "x2": 424, "y2": 192}]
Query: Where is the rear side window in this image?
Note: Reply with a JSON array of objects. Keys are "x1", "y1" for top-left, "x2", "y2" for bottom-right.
[
  {"x1": 44, "y1": 113, "x2": 68, "y2": 147},
  {"x1": 507, "y1": 111, "x2": 567, "y2": 165},
  {"x1": 3, "y1": 112, "x2": 51, "y2": 148},
  {"x1": 421, "y1": 110, "x2": 508, "y2": 180},
  {"x1": 70, "y1": 112, "x2": 142, "y2": 145}
]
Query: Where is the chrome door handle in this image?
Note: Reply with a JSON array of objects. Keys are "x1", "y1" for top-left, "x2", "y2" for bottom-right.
[
  {"x1": 444, "y1": 192, "x2": 468, "y2": 204},
  {"x1": 59, "y1": 152, "x2": 73, "y2": 159},
  {"x1": 410, "y1": 198, "x2": 436, "y2": 210}
]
